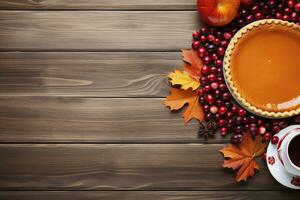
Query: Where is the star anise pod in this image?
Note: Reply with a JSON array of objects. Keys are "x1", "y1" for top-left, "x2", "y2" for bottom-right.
[{"x1": 198, "y1": 120, "x2": 217, "y2": 139}]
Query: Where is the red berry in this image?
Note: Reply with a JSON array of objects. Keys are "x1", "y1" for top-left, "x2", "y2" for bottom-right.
[
  {"x1": 263, "y1": 132, "x2": 271, "y2": 142},
  {"x1": 197, "y1": 47, "x2": 207, "y2": 58},
  {"x1": 252, "y1": 5, "x2": 259, "y2": 13},
  {"x1": 210, "y1": 53, "x2": 219, "y2": 61},
  {"x1": 200, "y1": 35, "x2": 207, "y2": 43},
  {"x1": 201, "y1": 65, "x2": 210, "y2": 74},
  {"x1": 287, "y1": 0, "x2": 294, "y2": 8},
  {"x1": 249, "y1": 126, "x2": 258, "y2": 135},
  {"x1": 215, "y1": 59, "x2": 223, "y2": 67},
  {"x1": 262, "y1": 152, "x2": 267, "y2": 161},
  {"x1": 220, "y1": 40, "x2": 229, "y2": 47},
  {"x1": 295, "y1": 3, "x2": 300, "y2": 12},
  {"x1": 282, "y1": 15, "x2": 290, "y2": 21},
  {"x1": 234, "y1": 126, "x2": 243, "y2": 133},
  {"x1": 210, "y1": 66, "x2": 217, "y2": 74},
  {"x1": 219, "y1": 83, "x2": 227, "y2": 91},
  {"x1": 243, "y1": 117, "x2": 250, "y2": 124},
  {"x1": 284, "y1": 7, "x2": 292, "y2": 14},
  {"x1": 238, "y1": 108, "x2": 246, "y2": 117},
  {"x1": 217, "y1": 47, "x2": 225, "y2": 57},
  {"x1": 257, "y1": 119, "x2": 265, "y2": 127},
  {"x1": 200, "y1": 27, "x2": 208, "y2": 35},
  {"x1": 207, "y1": 34, "x2": 215, "y2": 42},
  {"x1": 213, "y1": 38, "x2": 221, "y2": 45},
  {"x1": 218, "y1": 106, "x2": 227, "y2": 116},
  {"x1": 192, "y1": 31, "x2": 200, "y2": 40},
  {"x1": 211, "y1": 82, "x2": 219, "y2": 90},
  {"x1": 203, "y1": 104, "x2": 210, "y2": 113},
  {"x1": 222, "y1": 92, "x2": 231, "y2": 101},
  {"x1": 259, "y1": 126, "x2": 266, "y2": 134},
  {"x1": 226, "y1": 111, "x2": 233, "y2": 119},
  {"x1": 220, "y1": 127, "x2": 228, "y2": 136},
  {"x1": 192, "y1": 41, "x2": 200, "y2": 50},
  {"x1": 218, "y1": 119, "x2": 226, "y2": 127},
  {"x1": 200, "y1": 76, "x2": 209, "y2": 85},
  {"x1": 197, "y1": 88, "x2": 204, "y2": 96},
  {"x1": 231, "y1": 106, "x2": 238, "y2": 113},
  {"x1": 204, "y1": 85, "x2": 212, "y2": 92},
  {"x1": 246, "y1": 14, "x2": 254, "y2": 23},
  {"x1": 276, "y1": 13, "x2": 283, "y2": 19},
  {"x1": 231, "y1": 134, "x2": 243, "y2": 144},
  {"x1": 255, "y1": 12, "x2": 263, "y2": 20},
  {"x1": 272, "y1": 125, "x2": 281, "y2": 133},
  {"x1": 271, "y1": 136, "x2": 279, "y2": 144},
  {"x1": 203, "y1": 56, "x2": 211, "y2": 64},
  {"x1": 208, "y1": 74, "x2": 217, "y2": 82},
  {"x1": 223, "y1": 32, "x2": 232, "y2": 40},
  {"x1": 210, "y1": 105, "x2": 218, "y2": 114},
  {"x1": 205, "y1": 94, "x2": 215, "y2": 105},
  {"x1": 216, "y1": 68, "x2": 222, "y2": 75}
]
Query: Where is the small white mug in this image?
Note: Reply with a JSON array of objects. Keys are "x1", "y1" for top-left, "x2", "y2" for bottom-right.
[{"x1": 277, "y1": 125, "x2": 300, "y2": 176}]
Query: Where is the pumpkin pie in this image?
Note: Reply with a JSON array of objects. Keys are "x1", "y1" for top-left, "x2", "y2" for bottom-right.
[{"x1": 224, "y1": 19, "x2": 300, "y2": 118}]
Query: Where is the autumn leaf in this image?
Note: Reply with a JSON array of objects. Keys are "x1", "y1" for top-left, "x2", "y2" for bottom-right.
[
  {"x1": 164, "y1": 88, "x2": 204, "y2": 124},
  {"x1": 182, "y1": 49, "x2": 203, "y2": 80},
  {"x1": 168, "y1": 70, "x2": 200, "y2": 90},
  {"x1": 219, "y1": 133, "x2": 267, "y2": 182}
]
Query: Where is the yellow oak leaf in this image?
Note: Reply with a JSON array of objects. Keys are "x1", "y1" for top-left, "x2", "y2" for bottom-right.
[
  {"x1": 219, "y1": 133, "x2": 267, "y2": 182},
  {"x1": 164, "y1": 88, "x2": 204, "y2": 124},
  {"x1": 168, "y1": 70, "x2": 200, "y2": 90}
]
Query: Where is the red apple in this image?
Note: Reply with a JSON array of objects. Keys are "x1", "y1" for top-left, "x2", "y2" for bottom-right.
[{"x1": 197, "y1": 0, "x2": 240, "y2": 27}]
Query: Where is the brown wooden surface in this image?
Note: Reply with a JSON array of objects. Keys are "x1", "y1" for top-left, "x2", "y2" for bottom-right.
[
  {"x1": 0, "y1": 0, "x2": 196, "y2": 10},
  {"x1": 0, "y1": 98, "x2": 203, "y2": 143},
  {"x1": 0, "y1": 11, "x2": 198, "y2": 51},
  {"x1": 0, "y1": 144, "x2": 281, "y2": 190},
  {"x1": 0, "y1": 52, "x2": 177, "y2": 97},
  {"x1": 0, "y1": 191, "x2": 299, "y2": 200},
  {"x1": 0, "y1": 0, "x2": 298, "y2": 199}
]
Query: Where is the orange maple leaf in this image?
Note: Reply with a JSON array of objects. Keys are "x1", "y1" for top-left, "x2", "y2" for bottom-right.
[
  {"x1": 182, "y1": 49, "x2": 203, "y2": 80},
  {"x1": 164, "y1": 87, "x2": 204, "y2": 124},
  {"x1": 220, "y1": 133, "x2": 267, "y2": 182}
]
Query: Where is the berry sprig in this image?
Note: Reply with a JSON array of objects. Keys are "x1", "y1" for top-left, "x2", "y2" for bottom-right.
[{"x1": 192, "y1": 0, "x2": 300, "y2": 145}]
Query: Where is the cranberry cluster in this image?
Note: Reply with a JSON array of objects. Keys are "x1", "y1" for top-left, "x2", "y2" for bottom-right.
[{"x1": 192, "y1": 0, "x2": 300, "y2": 144}]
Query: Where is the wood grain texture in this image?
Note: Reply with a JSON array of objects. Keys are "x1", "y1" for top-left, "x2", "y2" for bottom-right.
[
  {"x1": 0, "y1": 52, "x2": 180, "y2": 97},
  {"x1": 0, "y1": 0, "x2": 196, "y2": 10},
  {"x1": 0, "y1": 11, "x2": 199, "y2": 51},
  {"x1": 0, "y1": 98, "x2": 205, "y2": 143},
  {"x1": 0, "y1": 144, "x2": 283, "y2": 190},
  {"x1": 0, "y1": 191, "x2": 298, "y2": 200}
]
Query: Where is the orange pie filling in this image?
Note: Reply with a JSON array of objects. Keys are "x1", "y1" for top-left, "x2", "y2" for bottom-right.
[{"x1": 231, "y1": 24, "x2": 300, "y2": 112}]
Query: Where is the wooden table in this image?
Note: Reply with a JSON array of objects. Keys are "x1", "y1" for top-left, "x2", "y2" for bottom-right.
[{"x1": 0, "y1": 0, "x2": 298, "y2": 199}]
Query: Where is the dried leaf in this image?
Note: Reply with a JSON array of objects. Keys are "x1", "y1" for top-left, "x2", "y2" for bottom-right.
[
  {"x1": 168, "y1": 70, "x2": 200, "y2": 90},
  {"x1": 164, "y1": 88, "x2": 204, "y2": 124},
  {"x1": 182, "y1": 49, "x2": 203, "y2": 80},
  {"x1": 220, "y1": 133, "x2": 267, "y2": 182}
]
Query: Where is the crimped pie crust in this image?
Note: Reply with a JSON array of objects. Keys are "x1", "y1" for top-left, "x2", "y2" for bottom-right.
[{"x1": 223, "y1": 19, "x2": 300, "y2": 118}]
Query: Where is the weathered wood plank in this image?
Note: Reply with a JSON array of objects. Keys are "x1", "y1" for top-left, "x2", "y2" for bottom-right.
[
  {"x1": 0, "y1": 144, "x2": 282, "y2": 190},
  {"x1": 0, "y1": 11, "x2": 199, "y2": 51},
  {"x1": 0, "y1": 52, "x2": 180, "y2": 97},
  {"x1": 0, "y1": 191, "x2": 298, "y2": 200},
  {"x1": 0, "y1": 0, "x2": 196, "y2": 10},
  {"x1": 0, "y1": 98, "x2": 206, "y2": 143}
]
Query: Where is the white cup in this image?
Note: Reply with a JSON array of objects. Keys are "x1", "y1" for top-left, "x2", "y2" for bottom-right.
[{"x1": 277, "y1": 125, "x2": 300, "y2": 176}]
